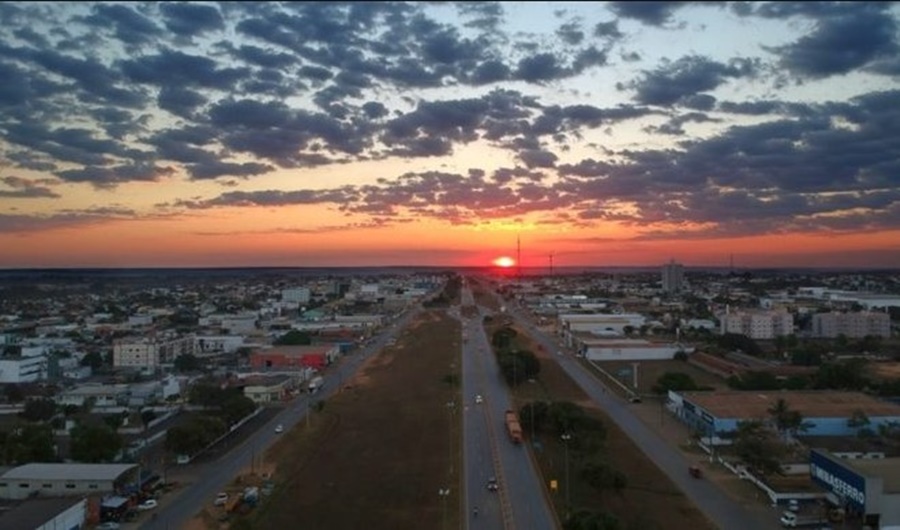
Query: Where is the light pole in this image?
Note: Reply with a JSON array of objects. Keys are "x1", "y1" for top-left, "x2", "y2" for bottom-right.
[
  {"x1": 438, "y1": 488, "x2": 450, "y2": 530},
  {"x1": 561, "y1": 433, "x2": 572, "y2": 518},
  {"x1": 446, "y1": 401, "x2": 455, "y2": 475}
]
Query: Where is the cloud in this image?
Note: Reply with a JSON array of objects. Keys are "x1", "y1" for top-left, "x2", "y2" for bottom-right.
[
  {"x1": 627, "y1": 55, "x2": 757, "y2": 106},
  {"x1": 0, "y1": 175, "x2": 59, "y2": 198},
  {"x1": 770, "y1": 8, "x2": 899, "y2": 78},
  {"x1": 159, "y1": 3, "x2": 224, "y2": 37},
  {"x1": 607, "y1": 2, "x2": 689, "y2": 26}
]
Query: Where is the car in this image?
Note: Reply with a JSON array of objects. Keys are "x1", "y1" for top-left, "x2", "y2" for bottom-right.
[
  {"x1": 275, "y1": 424, "x2": 284, "y2": 433},
  {"x1": 136, "y1": 499, "x2": 158, "y2": 511},
  {"x1": 96, "y1": 523, "x2": 121, "y2": 530},
  {"x1": 474, "y1": 395, "x2": 483, "y2": 404},
  {"x1": 214, "y1": 492, "x2": 229, "y2": 506},
  {"x1": 788, "y1": 499, "x2": 800, "y2": 512},
  {"x1": 486, "y1": 477, "x2": 499, "y2": 491}
]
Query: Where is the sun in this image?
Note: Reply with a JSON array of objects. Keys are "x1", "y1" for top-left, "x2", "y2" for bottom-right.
[{"x1": 492, "y1": 256, "x2": 516, "y2": 268}]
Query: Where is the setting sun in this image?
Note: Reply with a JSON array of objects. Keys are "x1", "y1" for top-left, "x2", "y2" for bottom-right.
[{"x1": 493, "y1": 256, "x2": 516, "y2": 268}]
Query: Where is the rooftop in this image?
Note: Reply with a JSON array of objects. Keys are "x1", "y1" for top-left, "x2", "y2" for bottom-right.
[
  {"x1": 0, "y1": 498, "x2": 85, "y2": 530},
  {"x1": 0, "y1": 463, "x2": 137, "y2": 482},
  {"x1": 844, "y1": 457, "x2": 900, "y2": 493},
  {"x1": 681, "y1": 390, "x2": 900, "y2": 420},
  {"x1": 255, "y1": 345, "x2": 334, "y2": 356}
]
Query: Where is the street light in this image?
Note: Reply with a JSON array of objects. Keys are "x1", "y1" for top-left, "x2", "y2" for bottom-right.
[
  {"x1": 438, "y1": 488, "x2": 450, "y2": 530},
  {"x1": 446, "y1": 401, "x2": 455, "y2": 476},
  {"x1": 560, "y1": 433, "x2": 572, "y2": 518}
]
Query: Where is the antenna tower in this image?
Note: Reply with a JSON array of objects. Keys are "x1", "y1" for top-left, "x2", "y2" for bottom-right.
[
  {"x1": 516, "y1": 235, "x2": 521, "y2": 282},
  {"x1": 549, "y1": 251, "x2": 554, "y2": 277}
]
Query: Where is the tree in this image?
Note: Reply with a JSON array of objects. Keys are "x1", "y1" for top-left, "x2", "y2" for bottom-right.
[
  {"x1": 70, "y1": 423, "x2": 123, "y2": 463},
  {"x1": 563, "y1": 510, "x2": 621, "y2": 530},
  {"x1": 2, "y1": 423, "x2": 57, "y2": 464},
  {"x1": 273, "y1": 330, "x2": 311, "y2": 346},
  {"x1": 20, "y1": 398, "x2": 57, "y2": 422},
  {"x1": 581, "y1": 460, "x2": 627, "y2": 496},
  {"x1": 141, "y1": 409, "x2": 158, "y2": 430},
  {"x1": 652, "y1": 372, "x2": 698, "y2": 394},
  {"x1": 730, "y1": 420, "x2": 785, "y2": 476},
  {"x1": 3, "y1": 384, "x2": 24, "y2": 403},
  {"x1": 814, "y1": 359, "x2": 869, "y2": 390},
  {"x1": 80, "y1": 351, "x2": 104, "y2": 369},
  {"x1": 174, "y1": 353, "x2": 202, "y2": 372}
]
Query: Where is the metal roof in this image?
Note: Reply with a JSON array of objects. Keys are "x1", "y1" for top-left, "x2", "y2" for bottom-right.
[
  {"x1": 681, "y1": 390, "x2": 900, "y2": 420},
  {"x1": 0, "y1": 463, "x2": 137, "y2": 482}
]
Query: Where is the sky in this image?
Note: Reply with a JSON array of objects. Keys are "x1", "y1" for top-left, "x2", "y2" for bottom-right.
[{"x1": 1, "y1": 2, "x2": 900, "y2": 269}]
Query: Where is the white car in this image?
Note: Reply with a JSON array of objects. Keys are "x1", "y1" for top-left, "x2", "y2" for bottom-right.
[
  {"x1": 275, "y1": 424, "x2": 284, "y2": 433},
  {"x1": 474, "y1": 395, "x2": 483, "y2": 404},
  {"x1": 214, "y1": 492, "x2": 229, "y2": 506},
  {"x1": 137, "y1": 499, "x2": 158, "y2": 511}
]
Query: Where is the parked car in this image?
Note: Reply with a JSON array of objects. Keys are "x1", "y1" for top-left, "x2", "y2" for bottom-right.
[
  {"x1": 137, "y1": 499, "x2": 158, "y2": 511},
  {"x1": 214, "y1": 492, "x2": 229, "y2": 506}
]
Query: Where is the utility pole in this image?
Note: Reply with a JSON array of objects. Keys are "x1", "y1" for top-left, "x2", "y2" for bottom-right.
[
  {"x1": 561, "y1": 433, "x2": 571, "y2": 518},
  {"x1": 438, "y1": 488, "x2": 450, "y2": 530}
]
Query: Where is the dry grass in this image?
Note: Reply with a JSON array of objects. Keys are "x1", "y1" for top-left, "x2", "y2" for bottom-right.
[{"x1": 246, "y1": 309, "x2": 462, "y2": 530}]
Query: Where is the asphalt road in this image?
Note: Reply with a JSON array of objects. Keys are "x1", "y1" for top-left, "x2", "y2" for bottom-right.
[
  {"x1": 137, "y1": 306, "x2": 422, "y2": 530},
  {"x1": 458, "y1": 284, "x2": 557, "y2": 530},
  {"x1": 504, "y1": 302, "x2": 780, "y2": 530}
]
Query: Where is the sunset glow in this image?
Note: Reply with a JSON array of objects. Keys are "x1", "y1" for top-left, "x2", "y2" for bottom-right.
[
  {"x1": 493, "y1": 256, "x2": 516, "y2": 268},
  {"x1": 1, "y1": 3, "x2": 899, "y2": 269}
]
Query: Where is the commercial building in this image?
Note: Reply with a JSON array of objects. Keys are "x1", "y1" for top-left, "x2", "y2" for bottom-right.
[
  {"x1": 558, "y1": 313, "x2": 646, "y2": 345},
  {"x1": 0, "y1": 497, "x2": 86, "y2": 530},
  {"x1": 0, "y1": 463, "x2": 138, "y2": 500},
  {"x1": 720, "y1": 309, "x2": 794, "y2": 339},
  {"x1": 812, "y1": 312, "x2": 891, "y2": 339},
  {"x1": 249, "y1": 345, "x2": 339, "y2": 371},
  {"x1": 661, "y1": 259, "x2": 684, "y2": 294},
  {"x1": 669, "y1": 390, "x2": 900, "y2": 441},
  {"x1": 577, "y1": 337, "x2": 691, "y2": 361},
  {"x1": 0, "y1": 354, "x2": 47, "y2": 383},
  {"x1": 808, "y1": 449, "x2": 900, "y2": 529}
]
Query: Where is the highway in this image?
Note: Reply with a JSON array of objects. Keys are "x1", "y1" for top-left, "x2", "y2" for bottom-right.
[
  {"x1": 458, "y1": 284, "x2": 557, "y2": 530},
  {"x1": 138, "y1": 306, "x2": 422, "y2": 530},
  {"x1": 502, "y1": 298, "x2": 778, "y2": 530}
]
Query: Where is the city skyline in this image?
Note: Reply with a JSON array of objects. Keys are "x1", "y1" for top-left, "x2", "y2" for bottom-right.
[{"x1": 1, "y1": 2, "x2": 900, "y2": 269}]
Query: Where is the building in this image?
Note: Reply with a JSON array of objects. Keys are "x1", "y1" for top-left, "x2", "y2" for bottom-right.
[
  {"x1": 249, "y1": 345, "x2": 339, "y2": 371},
  {"x1": 576, "y1": 337, "x2": 692, "y2": 361},
  {"x1": 812, "y1": 312, "x2": 891, "y2": 339},
  {"x1": 112, "y1": 334, "x2": 196, "y2": 368},
  {"x1": 0, "y1": 497, "x2": 87, "y2": 530},
  {"x1": 0, "y1": 354, "x2": 47, "y2": 383},
  {"x1": 558, "y1": 313, "x2": 646, "y2": 345},
  {"x1": 281, "y1": 287, "x2": 311, "y2": 305},
  {"x1": 240, "y1": 374, "x2": 295, "y2": 403},
  {"x1": 55, "y1": 383, "x2": 130, "y2": 408},
  {"x1": 0, "y1": 463, "x2": 138, "y2": 500},
  {"x1": 720, "y1": 309, "x2": 794, "y2": 339},
  {"x1": 661, "y1": 259, "x2": 684, "y2": 294},
  {"x1": 669, "y1": 390, "x2": 900, "y2": 442},
  {"x1": 808, "y1": 449, "x2": 900, "y2": 529}
]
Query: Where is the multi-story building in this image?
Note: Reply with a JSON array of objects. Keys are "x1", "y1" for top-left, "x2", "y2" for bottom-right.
[
  {"x1": 720, "y1": 309, "x2": 793, "y2": 339},
  {"x1": 0, "y1": 354, "x2": 47, "y2": 383},
  {"x1": 281, "y1": 287, "x2": 311, "y2": 305},
  {"x1": 661, "y1": 259, "x2": 684, "y2": 294},
  {"x1": 811, "y1": 311, "x2": 891, "y2": 339},
  {"x1": 112, "y1": 334, "x2": 196, "y2": 368}
]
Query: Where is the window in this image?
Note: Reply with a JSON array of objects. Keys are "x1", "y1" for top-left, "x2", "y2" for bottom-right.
[
  {"x1": 89, "y1": 484, "x2": 98, "y2": 489},
  {"x1": 65, "y1": 484, "x2": 75, "y2": 489},
  {"x1": 19, "y1": 483, "x2": 29, "y2": 488},
  {"x1": 43, "y1": 483, "x2": 52, "y2": 488}
]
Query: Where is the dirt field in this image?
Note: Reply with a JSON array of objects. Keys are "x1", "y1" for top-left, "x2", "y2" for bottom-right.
[
  {"x1": 491, "y1": 319, "x2": 718, "y2": 530},
  {"x1": 589, "y1": 358, "x2": 729, "y2": 396},
  {"x1": 236, "y1": 309, "x2": 464, "y2": 530}
]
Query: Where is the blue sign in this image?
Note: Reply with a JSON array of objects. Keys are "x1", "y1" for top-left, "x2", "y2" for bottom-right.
[{"x1": 809, "y1": 450, "x2": 866, "y2": 512}]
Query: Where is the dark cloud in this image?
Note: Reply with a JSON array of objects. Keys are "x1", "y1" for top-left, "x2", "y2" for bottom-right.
[
  {"x1": 770, "y1": 9, "x2": 899, "y2": 78},
  {"x1": 159, "y1": 2, "x2": 224, "y2": 37},
  {"x1": 515, "y1": 53, "x2": 563, "y2": 82},
  {"x1": 119, "y1": 49, "x2": 249, "y2": 89},
  {"x1": 607, "y1": 2, "x2": 688, "y2": 26},
  {"x1": 594, "y1": 20, "x2": 624, "y2": 40},
  {"x1": 55, "y1": 163, "x2": 174, "y2": 188},
  {"x1": 81, "y1": 4, "x2": 162, "y2": 46},
  {"x1": 157, "y1": 85, "x2": 208, "y2": 118},
  {"x1": 556, "y1": 21, "x2": 585, "y2": 45},
  {"x1": 519, "y1": 149, "x2": 559, "y2": 168},
  {"x1": 186, "y1": 161, "x2": 275, "y2": 180},
  {"x1": 628, "y1": 55, "x2": 757, "y2": 106},
  {"x1": 0, "y1": 175, "x2": 60, "y2": 198}
]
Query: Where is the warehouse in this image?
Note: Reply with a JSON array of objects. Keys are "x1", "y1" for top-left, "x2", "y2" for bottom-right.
[
  {"x1": 809, "y1": 449, "x2": 900, "y2": 530},
  {"x1": 668, "y1": 390, "x2": 900, "y2": 441},
  {"x1": 0, "y1": 463, "x2": 138, "y2": 500}
]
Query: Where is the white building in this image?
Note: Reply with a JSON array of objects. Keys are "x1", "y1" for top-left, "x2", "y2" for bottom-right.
[
  {"x1": 558, "y1": 314, "x2": 647, "y2": 344},
  {"x1": 0, "y1": 463, "x2": 137, "y2": 500},
  {"x1": 281, "y1": 287, "x2": 311, "y2": 305},
  {"x1": 113, "y1": 334, "x2": 196, "y2": 368},
  {"x1": 661, "y1": 259, "x2": 684, "y2": 294},
  {"x1": 0, "y1": 355, "x2": 47, "y2": 383},
  {"x1": 195, "y1": 335, "x2": 245, "y2": 356},
  {"x1": 199, "y1": 313, "x2": 258, "y2": 334},
  {"x1": 812, "y1": 312, "x2": 891, "y2": 339},
  {"x1": 55, "y1": 383, "x2": 130, "y2": 408},
  {"x1": 578, "y1": 338, "x2": 692, "y2": 361},
  {"x1": 720, "y1": 309, "x2": 793, "y2": 339}
]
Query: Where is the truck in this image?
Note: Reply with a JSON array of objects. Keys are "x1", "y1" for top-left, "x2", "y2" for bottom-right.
[
  {"x1": 780, "y1": 511, "x2": 830, "y2": 527},
  {"x1": 307, "y1": 375, "x2": 324, "y2": 393},
  {"x1": 505, "y1": 410, "x2": 523, "y2": 444}
]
